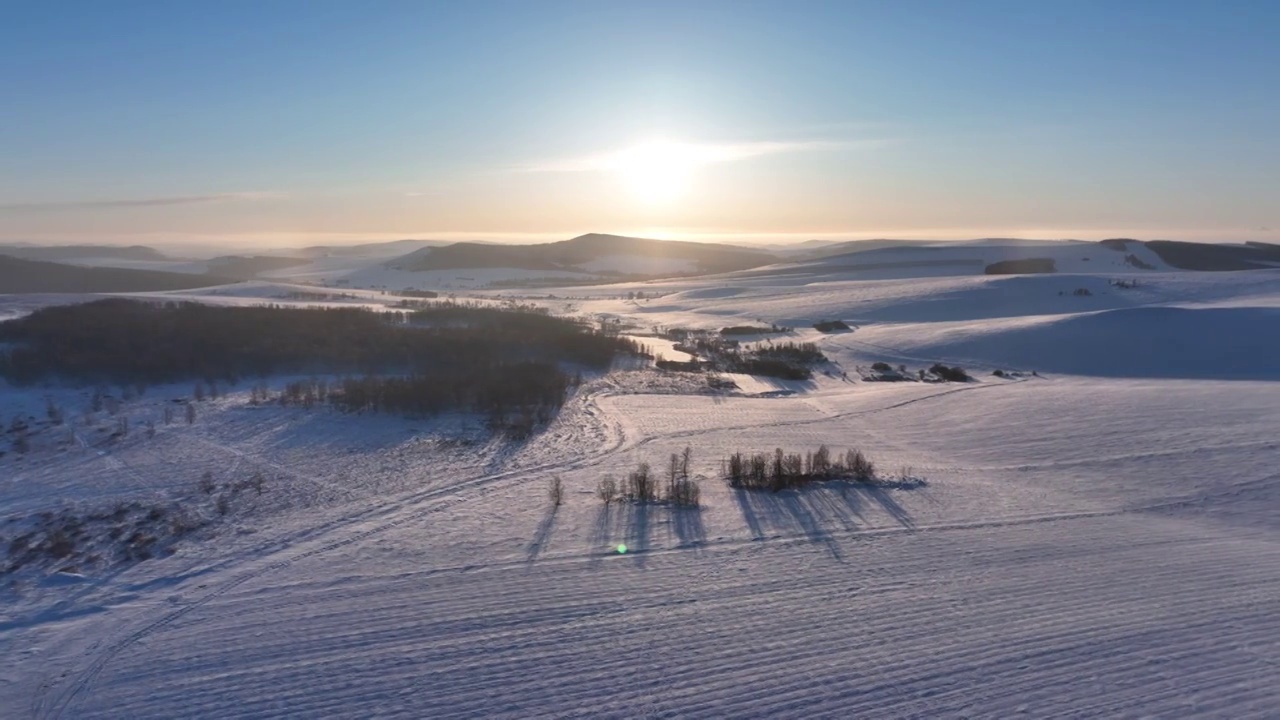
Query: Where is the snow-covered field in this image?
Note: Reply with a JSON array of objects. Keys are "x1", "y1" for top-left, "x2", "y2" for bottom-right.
[{"x1": 2, "y1": 266, "x2": 1279, "y2": 718}]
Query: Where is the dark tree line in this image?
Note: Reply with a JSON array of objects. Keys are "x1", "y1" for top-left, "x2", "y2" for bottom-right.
[
  {"x1": 0, "y1": 299, "x2": 642, "y2": 433},
  {"x1": 330, "y1": 364, "x2": 571, "y2": 435},
  {"x1": 0, "y1": 299, "x2": 637, "y2": 385},
  {"x1": 724, "y1": 445, "x2": 875, "y2": 491},
  {"x1": 666, "y1": 332, "x2": 828, "y2": 380}
]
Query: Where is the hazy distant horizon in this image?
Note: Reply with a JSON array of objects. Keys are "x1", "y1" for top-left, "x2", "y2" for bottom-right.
[
  {"x1": 4, "y1": 2, "x2": 1278, "y2": 250},
  {"x1": 0, "y1": 228, "x2": 1274, "y2": 253}
]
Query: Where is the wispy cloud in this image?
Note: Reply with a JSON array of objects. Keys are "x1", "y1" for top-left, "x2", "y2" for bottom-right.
[
  {"x1": 517, "y1": 139, "x2": 853, "y2": 174},
  {"x1": 0, "y1": 192, "x2": 283, "y2": 212}
]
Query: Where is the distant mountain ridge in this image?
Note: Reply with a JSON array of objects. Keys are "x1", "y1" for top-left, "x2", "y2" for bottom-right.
[
  {"x1": 206, "y1": 255, "x2": 312, "y2": 280},
  {"x1": 800, "y1": 238, "x2": 1280, "y2": 273},
  {"x1": 388, "y1": 233, "x2": 778, "y2": 276},
  {"x1": 0, "y1": 244, "x2": 167, "y2": 262},
  {"x1": 0, "y1": 255, "x2": 232, "y2": 293},
  {"x1": 286, "y1": 239, "x2": 453, "y2": 259}
]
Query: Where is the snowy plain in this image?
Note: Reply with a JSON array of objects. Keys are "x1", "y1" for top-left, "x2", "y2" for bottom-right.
[{"x1": 2, "y1": 260, "x2": 1279, "y2": 718}]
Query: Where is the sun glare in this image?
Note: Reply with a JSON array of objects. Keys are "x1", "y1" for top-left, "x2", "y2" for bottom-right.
[{"x1": 613, "y1": 141, "x2": 700, "y2": 205}]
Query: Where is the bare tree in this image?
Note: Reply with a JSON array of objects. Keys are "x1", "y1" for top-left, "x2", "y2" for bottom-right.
[
  {"x1": 668, "y1": 452, "x2": 680, "y2": 501},
  {"x1": 812, "y1": 445, "x2": 831, "y2": 478},
  {"x1": 625, "y1": 462, "x2": 656, "y2": 502},
  {"x1": 597, "y1": 476, "x2": 617, "y2": 505}
]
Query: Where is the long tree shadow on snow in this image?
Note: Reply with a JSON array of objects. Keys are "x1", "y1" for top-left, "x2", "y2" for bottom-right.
[
  {"x1": 621, "y1": 502, "x2": 653, "y2": 567},
  {"x1": 586, "y1": 501, "x2": 658, "y2": 567},
  {"x1": 586, "y1": 504, "x2": 615, "y2": 568},
  {"x1": 525, "y1": 502, "x2": 559, "y2": 563},
  {"x1": 853, "y1": 482, "x2": 918, "y2": 529},
  {"x1": 585, "y1": 502, "x2": 705, "y2": 566},
  {"x1": 732, "y1": 481, "x2": 926, "y2": 559},
  {"x1": 671, "y1": 506, "x2": 707, "y2": 550}
]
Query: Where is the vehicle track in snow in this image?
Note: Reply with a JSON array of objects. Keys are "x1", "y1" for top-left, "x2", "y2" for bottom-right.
[
  {"x1": 37, "y1": 375, "x2": 1035, "y2": 718},
  {"x1": 34, "y1": 385, "x2": 627, "y2": 719},
  {"x1": 52, "y1": 508, "x2": 1280, "y2": 719}
]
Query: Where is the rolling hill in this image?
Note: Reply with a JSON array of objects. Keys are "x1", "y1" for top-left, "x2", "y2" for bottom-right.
[
  {"x1": 388, "y1": 233, "x2": 778, "y2": 276},
  {"x1": 205, "y1": 255, "x2": 313, "y2": 280},
  {"x1": 287, "y1": 239, "x2": 453, "y2": 260},
  {"x1": 797, "y1": 238, "x2": 1280, "y2": 276},
  {"x1": 1144, "y1": 239, "x2": 1280, "y2": 271},
  {"x1": 0, "y1": 255, "x2": 235, "y2": 293},
  {"x1": 0, "y1": 244, "x2": 168, "y2": 262}
]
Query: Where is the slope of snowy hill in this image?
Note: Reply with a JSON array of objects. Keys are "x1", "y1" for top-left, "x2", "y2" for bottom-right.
[
  {"x1": 759, "y1": 237, "x2": 1170, "y2": 281},
  {"x1": 1, "y1": 263, "x2": 1278, "y2": 719},
  {"x1": 0, "y1": 255, "x2": 233, "y2": 293},
  {"x1": 249, "y1": 234, "x2": 775, "y2": 290},
  {"x1": 558, "y1": 268, "x2": 1280, "y2": 381},
  {"x1": 32, "y1": 237, "x2": 1276, "y2": 294},
  {"x1": 388, "y1": 233, "x2": 775, "y2": 275},
  {"x1": 0, "y1": 245, "x2": 167, "y2": 263}
]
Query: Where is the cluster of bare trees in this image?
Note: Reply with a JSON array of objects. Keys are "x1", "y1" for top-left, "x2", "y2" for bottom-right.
[
  {"x1": 724, "y1": 445, "x2": 875, "y2": 490},
  {"x1": 596, "y1": 446, "x2": 700, "y2": 507}
]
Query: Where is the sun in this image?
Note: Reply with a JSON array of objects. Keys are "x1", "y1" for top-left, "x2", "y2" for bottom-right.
[{"x1": 612, "y1": 140, "x2": 700, "y2": 205}]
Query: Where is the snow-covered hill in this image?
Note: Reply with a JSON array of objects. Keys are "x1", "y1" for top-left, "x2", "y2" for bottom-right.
[
  {"x1": 2, "y1": 263, "x2": 1278, "y2": 718},
  {"x1": 753, "y1": 237, "x2": 1170, "y2": 281},
  {"x1": 34, "y1": 237, "x2": 1277, "y2": 294}
]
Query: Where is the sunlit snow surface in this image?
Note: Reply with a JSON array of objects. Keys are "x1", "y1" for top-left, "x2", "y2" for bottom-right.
[{"x1": 3, "y1": 265, "x2": 1279, "y2": 719}]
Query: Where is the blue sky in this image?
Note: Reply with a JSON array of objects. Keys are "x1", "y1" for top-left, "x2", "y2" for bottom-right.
[{"x1": 2, "y1": 0, "x2": 1277, "y2": 246}]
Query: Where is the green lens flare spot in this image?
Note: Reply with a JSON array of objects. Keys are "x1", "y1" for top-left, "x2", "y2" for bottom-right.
[{"x1": 616, "y1": 544, "x2": 628, "y2": 554}]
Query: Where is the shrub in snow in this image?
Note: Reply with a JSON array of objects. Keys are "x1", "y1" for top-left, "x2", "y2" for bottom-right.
[
  {"x1": 2, "y1": 498, "x2": 219, "y2": 576},
  {"x1": 812, "y1": 320, "x2": 850, "y2": 332},
  {"x1": 656, "y1": 359, "x2": 702, "y2": 372},
  {"x1": 929, "y1": 363, "x2": 970, "y2": 382},
  {"x1": 720, "y1": 325, "x2": 776, "y2": 336},
  {"x1": 44, "y1": 530, "x2": 76, "y2": 559},
  {"x1": 45, "y1": 399, "x2": 63, "y2": 425}
]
